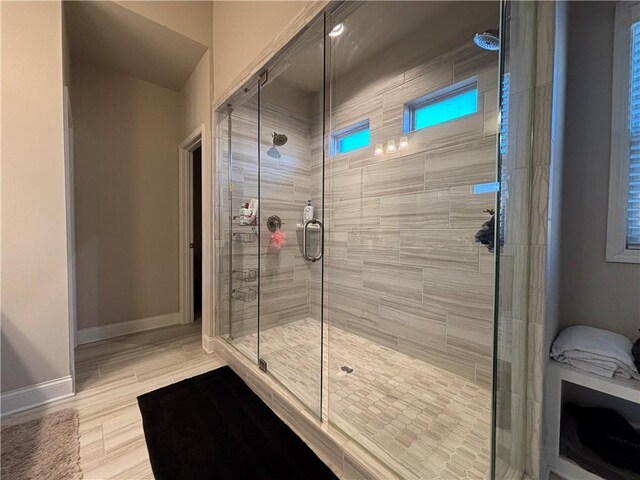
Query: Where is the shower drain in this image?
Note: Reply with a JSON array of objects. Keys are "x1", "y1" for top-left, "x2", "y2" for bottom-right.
[{"x1": 340, "y1": 366, "x2": 354, "y2": 374}]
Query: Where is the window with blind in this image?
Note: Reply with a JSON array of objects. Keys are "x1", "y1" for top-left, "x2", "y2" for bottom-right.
[
  {"x1": 498, "y1": 73, "x2": 510, "y2": 244},
  {"x1": 607, "y1": 2, "x2": 640, "y2": 263},
  {"x1": 628, "y1": 22, "x2": 640, "y2": 249}
]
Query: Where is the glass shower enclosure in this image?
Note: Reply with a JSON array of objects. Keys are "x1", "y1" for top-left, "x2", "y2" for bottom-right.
[
  {"x1": 216, "y1": 1, "x2": 535, "y2": 478},
  {"x1": 219, "y1": 18, "x2": 326, "y2": 418}
]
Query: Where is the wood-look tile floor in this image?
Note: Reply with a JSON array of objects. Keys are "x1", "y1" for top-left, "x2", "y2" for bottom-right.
[{"x1": 3, "y1": 322, "x2": 224, "y2": 480}]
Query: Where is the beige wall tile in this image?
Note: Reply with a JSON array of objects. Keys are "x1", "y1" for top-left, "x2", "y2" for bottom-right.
[
  {"x1": 446, "y1": 313, "x2": 494, "y2": 362},
  {"x1": 425, "y1": 137, "x2": 496, "y2": 190},
  {"x1": 327, "y1": 286, "x2": 379, "y2": 330},
  {"x1": 399, "y1": 229, "x2": 480, "y2": 271},
  {"x1": 363, "y1": 262, "x2": 423, "y2": 303},
  {"x1": 348, "y1": 229, "x2": 400, "y2": 263},
  {"x1": 380, "y1": 190, "x2": 450, "y2": 229},
  {"x1": 363, "y1": 154, "x2": 425, "y2": 198},
  {"x1": 378, "y1": 297, "x2": 447, "y2": 351},
  {"x1": 450, "y1": 188, "x2": 497, "y2": 230},
  {"x1": 332, "y1": 198, "x2": 381, "y2": 230},
  {"x1": 326, "y1": 258, "x2": 364, "y2": 290},
  {"x1": 423, "y1": 267, "x2": 494, "y2": 321}
]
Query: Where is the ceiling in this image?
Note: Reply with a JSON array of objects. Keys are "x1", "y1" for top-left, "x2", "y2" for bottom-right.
[
  {"x1": 65, "y1": 1, "x2": 207, "y2": 91},
  {"x1": 277, "y1": 1, "x2": 499, "y2": 93}
]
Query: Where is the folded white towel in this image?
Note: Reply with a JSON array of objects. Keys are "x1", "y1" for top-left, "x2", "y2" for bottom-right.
[{"x1": 550, "y1": 325, "x2": 640, "y2": 380}]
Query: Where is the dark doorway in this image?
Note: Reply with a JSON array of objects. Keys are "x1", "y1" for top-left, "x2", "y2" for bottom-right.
[{"x1": 192, "y1": 146, "x2": 202, "y2": 319}]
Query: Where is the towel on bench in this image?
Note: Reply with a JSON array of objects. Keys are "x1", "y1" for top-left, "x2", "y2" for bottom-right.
[{"x1": 550, "y1": 325, "x2": 640, "y2": 380}]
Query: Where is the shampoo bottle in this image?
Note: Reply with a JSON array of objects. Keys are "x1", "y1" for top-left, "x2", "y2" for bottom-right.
[
  {"x1": 303, "y1": 200, "x2": 314, "y2": 223},
  {"x1": 239, "y1": 203, "x2": 248, "y2": 225}
]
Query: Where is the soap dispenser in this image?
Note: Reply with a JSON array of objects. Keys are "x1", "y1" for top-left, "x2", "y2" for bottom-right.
[{"x1": 303, "y1": 200, "x2": 314, "y2": 223}]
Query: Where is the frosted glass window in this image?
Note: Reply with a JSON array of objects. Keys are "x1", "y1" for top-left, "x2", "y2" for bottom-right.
[
  {"x1": 413, "y1": 88, "x2": 478, "y2": 130},
  {"x1": 404, "y1": 79, "x2": 479, "y2": 134},
  {"x1": 333, "y1": 121, "x2": 370, "y2": 154}
]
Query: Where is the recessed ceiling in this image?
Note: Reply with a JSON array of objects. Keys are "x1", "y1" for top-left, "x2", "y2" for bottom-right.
[{"x1": 65, "y1": 1, "x2": 207, "y2": 91}]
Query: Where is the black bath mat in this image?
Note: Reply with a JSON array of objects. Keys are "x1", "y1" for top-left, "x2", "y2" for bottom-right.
[{"x1": 137, "y1": 366, "x2": 337, "y2": 480}]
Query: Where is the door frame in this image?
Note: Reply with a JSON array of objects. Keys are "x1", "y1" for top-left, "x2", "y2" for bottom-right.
[{"x1": 178, "y1": 125, "x2": 204, "y2": 325}]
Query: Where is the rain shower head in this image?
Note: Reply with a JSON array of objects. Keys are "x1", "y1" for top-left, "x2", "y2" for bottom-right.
[
  {"x1": 473, "y1": 29, "x2": 500, "y2": 51},
  {"x1": 272, "y1": 132, "x2": 288, "y2": 146}
]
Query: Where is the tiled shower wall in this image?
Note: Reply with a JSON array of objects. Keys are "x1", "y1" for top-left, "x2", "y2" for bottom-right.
[
  {"x1": 218, "y1": 98, "x2": 316, "y2": 338},
  {"x1": 218, "y1": 39, "x2": 501, "y2": 389},
  {"x1": 493, "y1": 2, "x2": 555, "y2": 479},
  {"x1": 322, "y1": 41, "x2": 499, "y2": 387}
]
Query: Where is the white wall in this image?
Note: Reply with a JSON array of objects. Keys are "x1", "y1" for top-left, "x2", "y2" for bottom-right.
[
  {"x1": 1, "y1": 1, "x2": 72, "y2": 392},
  {"x1": 559, "y1": 1, "x2": 640, "y2": 340},
  {"x1": 72, "y1": 61, "x2": 183, "y2": 330}
]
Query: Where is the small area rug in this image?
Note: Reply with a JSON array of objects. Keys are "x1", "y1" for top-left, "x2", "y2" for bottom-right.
[
  {"x1": 1, "y1": 408, "x2": 82, "y2": 480},
  {"x1": 138, "y1": 366, "x2": 337, "y2": 480}
]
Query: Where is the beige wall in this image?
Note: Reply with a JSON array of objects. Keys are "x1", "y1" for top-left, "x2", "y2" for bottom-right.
[
  {"x1": 0, "y1": 0, "x2": 213, "y2": 395},
  {"x1": 115, "y1": 1, "x2": 213, "y2": 48},
  {"x1": 212, "y1": 1, "x2": 307, "y2": 102},
  {"x1": 62, "y1": 3, "x2": 71, "y2": 87},
  {"x1": 181, "y1": 53, "x2": 211, "y2": 140},
  {"x1": 1, "y1": 1, "x2": 72, "y2": 392},
  {"x1": 559, "y1": 1, "x2": 640, "y2": 340},
  {"x1": 72, "y1": 61, "x2": 183, "y2": 329}
]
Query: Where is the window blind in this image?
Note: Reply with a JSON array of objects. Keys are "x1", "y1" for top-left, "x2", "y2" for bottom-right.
[
  {"x1": 627, "y1": 22, "x2": 640, "y2": 248},
  {"x1": 498, "y1": 73, "x2": 510, "y2": 243}
]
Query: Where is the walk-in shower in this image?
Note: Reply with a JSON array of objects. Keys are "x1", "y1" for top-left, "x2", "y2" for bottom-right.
[{"x1": 215, "y1": 1, "x2": 538, "y2": 478}]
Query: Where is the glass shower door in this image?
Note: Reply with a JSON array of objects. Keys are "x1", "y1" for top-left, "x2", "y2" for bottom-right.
[
  {"x1": 257, "y1": 16, "x2": 326, "y2": 418},
  {"x1": 222, "y1": 81, "x2": 260, "y2": 363},
  {"x1": 324, "y1": 2, "x2": 500, "y2": 478}
]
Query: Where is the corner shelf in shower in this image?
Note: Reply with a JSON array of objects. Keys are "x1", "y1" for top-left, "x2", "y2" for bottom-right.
[
  {"x1": 232, "y1": 232, "x2": 257, "y2": 243},
  {"x1": 233, "y1": 221, "x2": 258, "y2": 227},
  {"x1": 231, "y1": 286, "x2": 257, "y2": 302},
  {"x1": 232, "y1": 268, "x2": 258, "y2": 283}
]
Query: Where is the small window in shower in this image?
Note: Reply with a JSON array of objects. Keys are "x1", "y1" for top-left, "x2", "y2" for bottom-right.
[
  {"x1": 332, "y1": 120, "x2": 370, "y2": 154},
  {"x1": 404, "y1": 78, "x2": 478, "y2": 133}
]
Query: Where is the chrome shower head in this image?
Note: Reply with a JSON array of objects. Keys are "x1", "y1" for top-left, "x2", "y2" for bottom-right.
[
  {"x1": 473, "y1": 29, "x2": 500, "y2": 51},
  {"x1": 272, "y1": 132, "x2": 288, "y2": 146}
]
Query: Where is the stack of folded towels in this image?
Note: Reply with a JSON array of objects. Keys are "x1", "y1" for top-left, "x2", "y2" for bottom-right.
[{"x1": 550, "y1": 325, "x2": 640, "y2": 380}]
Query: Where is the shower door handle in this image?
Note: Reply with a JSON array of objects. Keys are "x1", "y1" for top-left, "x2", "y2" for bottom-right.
[{"x1": 303, "y1": 218, "x2": 323, "y2": 262}]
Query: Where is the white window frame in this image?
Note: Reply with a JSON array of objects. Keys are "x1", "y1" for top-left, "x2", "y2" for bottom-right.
[{"x1": 607, "y1": 1, "x2": 640, "y2": 263}]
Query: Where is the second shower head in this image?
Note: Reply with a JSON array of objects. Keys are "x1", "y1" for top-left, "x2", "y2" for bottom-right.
[{"x1": 473, "y1": 29, "x2": 500, "y2": 51}]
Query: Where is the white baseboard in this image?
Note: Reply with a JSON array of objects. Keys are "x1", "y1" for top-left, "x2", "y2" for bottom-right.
[
  {"x1": 202, "y1": 333, "x2": 215, "y2": 353},
  {"x1": 77, "y1": 312, "x2": 181, "y2": 345},
  {"x1": 1, "y1": 376, "x2": 74, "y2": 416}
]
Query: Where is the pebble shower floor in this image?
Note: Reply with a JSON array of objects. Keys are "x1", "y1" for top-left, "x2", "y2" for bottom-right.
[{"x1": 233, "y1": 318, "x2": 491, "y2": 480}]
